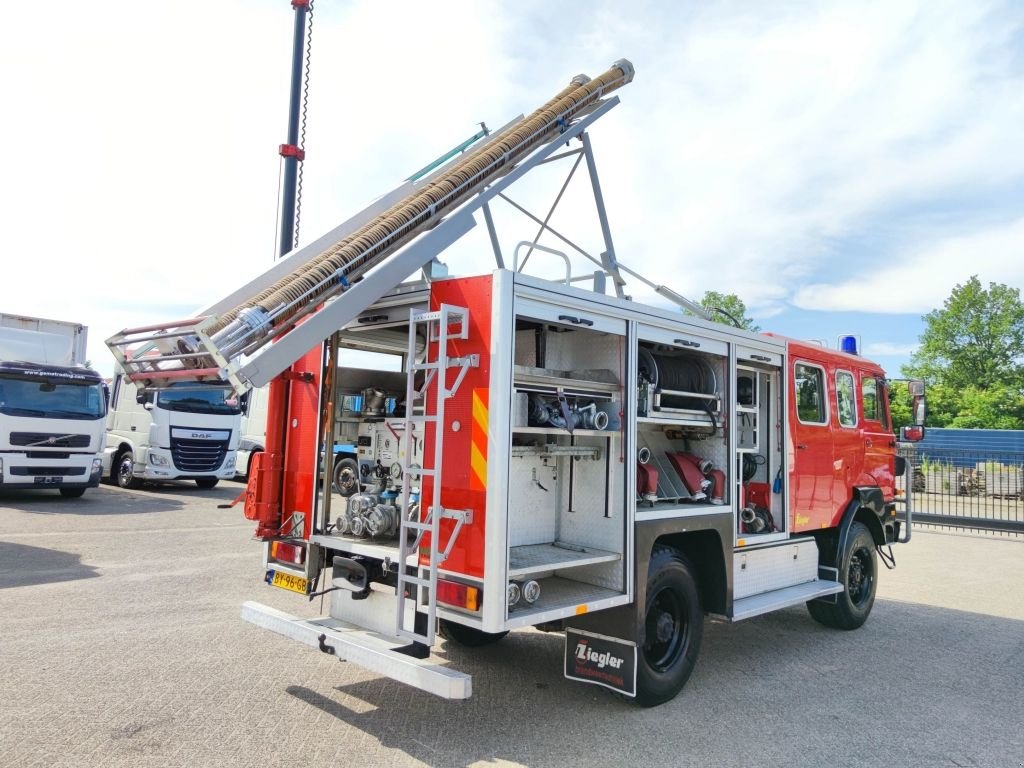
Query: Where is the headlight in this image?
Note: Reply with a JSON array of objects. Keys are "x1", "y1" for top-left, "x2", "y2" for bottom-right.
[
  {"x1": 150, "y1": 453, "x2": 168, "y2": 467},
  {"x1": 225, "y1": 455, "x2": 236, "y2": 469},
  {"x1": 91, "y1": 458, "x2": 103, "y2": 473}
]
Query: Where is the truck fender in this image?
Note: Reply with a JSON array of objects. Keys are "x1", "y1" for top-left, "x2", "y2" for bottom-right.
[{"x1": 834, "y1": 487, "x2": 886, "y2": 563}]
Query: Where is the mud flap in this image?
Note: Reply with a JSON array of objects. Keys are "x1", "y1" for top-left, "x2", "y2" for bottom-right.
[{"x1": 564, "y1": 628, "x2": 637, "y2": 697}]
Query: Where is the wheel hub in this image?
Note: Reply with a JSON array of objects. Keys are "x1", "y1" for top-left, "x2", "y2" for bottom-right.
[{"x1": 655, "y1": 610, "x2": 675, "y2": 643}]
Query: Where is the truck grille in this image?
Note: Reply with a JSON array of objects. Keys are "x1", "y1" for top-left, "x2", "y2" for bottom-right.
[
  {"x1": 9, "y1": 432, "x2": 91, "y2": 448},
  {"x1": 170, "y1": 438, "x2": 228, "y2": 473},
  {"x1": 10, "y1": 466, "x2": 87, "y2": 476}
]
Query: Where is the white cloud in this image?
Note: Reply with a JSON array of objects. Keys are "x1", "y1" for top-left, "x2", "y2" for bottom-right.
[
  {"x1": 0, "y1": 0, "x2": 1021, "y2": 375},
  {"x1": 792, "y1": 215, "x2": 1024, "y2": 313},
  {"x1": 863, "y1": 341, "x2": 919, "y2": 358}
]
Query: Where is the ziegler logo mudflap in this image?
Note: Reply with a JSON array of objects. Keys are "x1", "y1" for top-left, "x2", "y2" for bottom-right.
[{"x1": 564, "y1": 628, "x2": 637, "y2": 697}]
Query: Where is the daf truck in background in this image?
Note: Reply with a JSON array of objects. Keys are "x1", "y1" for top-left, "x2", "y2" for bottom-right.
[
  {"x1": 103, "y1": 372, "x2": 241, "y2": 489},
  {"x1": 0, "y1": 313, "x2": 105, "y2": 497}
]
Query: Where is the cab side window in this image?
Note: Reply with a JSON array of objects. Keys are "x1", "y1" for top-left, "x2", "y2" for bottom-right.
[
  {"x1": 835, "y1": 371, "x2": 857, "y2": 427},
  {"x1": 795, "y1": 363, "x2": 827, "y2": 424},
  {"x1": 862, "y1": 376, "x2": 889, "y2": 428}
]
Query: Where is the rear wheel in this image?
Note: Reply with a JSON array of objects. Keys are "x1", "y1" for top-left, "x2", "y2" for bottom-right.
[
  {"x1": 116, "y1": 450, "x2": 142, "y2": 489},
  {"x1": 635, "y1": 548, "x2": 704, "y2": 707},
  {"x1": 807, "y1": 521, "x2": 877, "y2": 630},
  {"x1": 59, "y1": 488, "x2": 86, "y2": 498},
  {"x1": 438, "y1": 619, "x2": 508, "y2": 648},
  {"x1": 195, "y1": 477, "x2": 219, "y2": 489},
  {"x1": 332, "y1": 457, "x2": 359, "y2": 497}
]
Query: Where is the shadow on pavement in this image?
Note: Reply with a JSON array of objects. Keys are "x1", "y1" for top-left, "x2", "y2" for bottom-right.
[
  {"x1": 0, "y1": 541, "x2": 101, "y2": 589},
  {"x1": 282, "y1": 597, "x2": 1024, "y2": 768},
  {"x1": 1, "y1": 486, "x2": 186, "y2": 516}
]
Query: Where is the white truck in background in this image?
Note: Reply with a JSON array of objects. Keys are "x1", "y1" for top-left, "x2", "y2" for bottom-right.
[
  {"x1": 0, "y1": 314, "x2": 106, "y2": 497},
  {"x1": 102, "y1": 372, "x2": 241, "y2": 489},
  {"x1": 237, "y1": 385, "x2": 269, "y2": 480}
]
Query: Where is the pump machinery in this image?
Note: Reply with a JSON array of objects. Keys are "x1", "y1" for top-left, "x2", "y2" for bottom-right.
[{"x1": 106, "y1": 58, "x2": 926, "y2": 707}]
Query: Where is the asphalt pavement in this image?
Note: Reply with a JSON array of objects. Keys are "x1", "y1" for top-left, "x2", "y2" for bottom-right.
[{"x1": 1, "y1": 483, "x2": 1022, "y2": 768}]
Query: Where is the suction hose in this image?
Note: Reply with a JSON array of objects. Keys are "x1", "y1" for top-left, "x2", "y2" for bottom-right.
[{"x1": 208, "y1": 60, "x2": 636, "y2": 359}]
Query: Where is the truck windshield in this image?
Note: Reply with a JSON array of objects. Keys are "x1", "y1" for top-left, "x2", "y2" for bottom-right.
[
  {"x1": 0, "y1": 374, "x2": 106, "y2": 420},
  {"x1": 156, "y1": 383, "x2": 242, "y2": 415}
]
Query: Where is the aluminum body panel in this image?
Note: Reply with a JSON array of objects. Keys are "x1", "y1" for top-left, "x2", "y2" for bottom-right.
[{"x1": 732, "y1": 539, "x2": 819, "y2": 600}]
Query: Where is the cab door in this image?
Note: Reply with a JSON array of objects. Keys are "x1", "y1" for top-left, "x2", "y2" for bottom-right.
[
  {"x1": 789, "y1": 359, "x2": 833, "y2": 531},
  {"x1": 859, "y1": 372, "x2": 896, "y2": 498}
]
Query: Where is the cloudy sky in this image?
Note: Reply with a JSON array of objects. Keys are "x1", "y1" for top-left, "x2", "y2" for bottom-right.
[{"x1": 1, "y1": 0, "x2": 1022, "y2": 375}]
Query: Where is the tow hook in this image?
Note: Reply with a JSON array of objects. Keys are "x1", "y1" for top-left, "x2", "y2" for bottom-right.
[{"x1": 317, "y1": 633, "x2": 335, "y2": 656}]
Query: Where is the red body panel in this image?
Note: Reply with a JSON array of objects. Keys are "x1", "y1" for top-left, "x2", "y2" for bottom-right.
[
  {"x1": 245, "y1": 347, "x2": 322, "y2": 539},
  {"x1": 420, "y1": 275, "x2": 494, "y2": 579},
  {"x1": 786, "y1": 339, "x2": 894, "y2": 533}
]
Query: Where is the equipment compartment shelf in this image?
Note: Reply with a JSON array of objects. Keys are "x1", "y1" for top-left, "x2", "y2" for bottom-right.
[
  {"x1": 505, "y1": 577, "x2": 624, "y2": 623},
  {"x1": 512, "y1": 426, "x2": 613, "y2": 438},
  {"x1": 637, "y1": 414, "x2": 722, "y2": 428},
  {"x1": 509, "y1": 542, "x2": 621, "y2": 578},
  {"x1": 513, "y1": 365, "x2": 620, "y2": 396}
]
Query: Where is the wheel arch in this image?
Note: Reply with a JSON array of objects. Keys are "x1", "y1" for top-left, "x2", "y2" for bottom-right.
[
  {"x1": 650, "y1": 530, "x2": 727, "y2": 615},
  {"x1": 814, "y1": 487, "x2": 886, "y2": 570}
]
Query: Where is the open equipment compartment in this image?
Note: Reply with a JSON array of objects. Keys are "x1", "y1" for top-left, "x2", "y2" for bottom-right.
[
  {"x1": 735, "y1": 346, "x2": 786, "y2": 544},
  {"x1": 505, "y1": 291, "x2": 630, "y2": 625},
  {"x1": 635, "y1": 324, "x2": 730, "y2": 511}
]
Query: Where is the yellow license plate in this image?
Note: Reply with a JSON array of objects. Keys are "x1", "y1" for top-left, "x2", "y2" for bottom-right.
[{"x1": 269, "y1": 570, "x2": 308, "y2": 595}]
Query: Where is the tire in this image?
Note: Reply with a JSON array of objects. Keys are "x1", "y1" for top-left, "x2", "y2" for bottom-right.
[
  {"x1": 116, "y1": 450, "x2": 142, "y2": 489},
  {"x1": 332, "y1": 457, "x2": 359, "y2": 497},
  {"x1": 438, "y1": 619, "x2": 509, "y2": 648},
  {"x1": 59, "y1": 488, "x2": 86, "y2": 498},
  {"x1": 195, "y1": 477, "x2": 219, "y2": 489},
  {"x1": 635, "y1": 548, "x2": 704, "y2": 707},
  {"x1": 807, "y1": 521, "x2": 877, "y2": 630}
]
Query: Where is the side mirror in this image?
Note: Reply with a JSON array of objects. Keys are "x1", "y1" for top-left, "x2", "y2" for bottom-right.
[
  {"x1": 143, "y1": 402, "x2": 154, "y2": 411},
  {"x1": 908, "y1": 379, "x2": 926, "y2": 426},
  {"x1": 901, "y1": 425, "x2": 925, "y2": 442}
]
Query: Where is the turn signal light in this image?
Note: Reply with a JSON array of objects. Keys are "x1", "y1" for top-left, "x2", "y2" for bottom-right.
[
  {"x1": 270, "y1": 540, "x2": 306, "y2": 565},
  {"x1": 437, "y1": 579, "x2": 480, "y2": 612}
]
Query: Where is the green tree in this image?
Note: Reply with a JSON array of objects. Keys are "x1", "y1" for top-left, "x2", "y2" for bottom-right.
[
  {"x1": 902, "y1": 276, "x2": 1024, "y2": 429},
  {"x1": 694, "y1": 291, "x2": 760, "y2": 331},
  {"x1": 903, "y1": 276, "x2": 1024, "y2": 390}
]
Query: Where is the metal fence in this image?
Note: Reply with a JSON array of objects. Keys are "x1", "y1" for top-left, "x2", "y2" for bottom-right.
[{"x1": 897, "y1": 446, "x2": 1024, "y2": 536}]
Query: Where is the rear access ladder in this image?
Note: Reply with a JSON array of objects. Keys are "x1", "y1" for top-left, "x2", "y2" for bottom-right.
[{"x1": 395, "y1": 304, "x2": 475, "y2": 646}]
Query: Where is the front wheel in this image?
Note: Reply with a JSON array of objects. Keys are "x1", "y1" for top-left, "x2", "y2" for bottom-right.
[
  {"x1": 635, "y1": 548, "x2": 704, "y2": 707},
  {"x1": 59, "y1": 488, "x2": 86, "y2": 498},
  {"x1": 807, "y1": 521, "x2": 877, "y2": 630},
  {"x1": 116, "y1": 450, "x2": 142, "y2": 490},
  {"x1": 195, "y1": 477, "x2": 219, "y2": 489}
]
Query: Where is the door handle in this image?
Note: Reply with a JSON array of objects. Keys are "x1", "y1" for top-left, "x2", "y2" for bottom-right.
[
  {"x1": 865, "y1": 439, "x2": 873, "y2": 448},
  {"x1": 797, "y1": 444, "x2": 808, "y2": 450}
]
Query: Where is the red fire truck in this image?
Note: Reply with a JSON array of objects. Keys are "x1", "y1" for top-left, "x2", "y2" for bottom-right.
[{"x1": 107, "y1": 60, "x2": 925, "y2": 706}]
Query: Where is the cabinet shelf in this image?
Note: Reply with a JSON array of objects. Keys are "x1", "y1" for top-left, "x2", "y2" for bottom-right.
[
  {"x1": 513, "y1": 365, "x2": 620, "y2": 396},
  {"x1": 510, "y1": 443, "x2": 603, "y2": 459},
  {"x1": 512, "y1": 426, "x2": 613, "y2": 438},
  {"x1": 509, "y1": 542, "x2": 621, "y2": 578}
]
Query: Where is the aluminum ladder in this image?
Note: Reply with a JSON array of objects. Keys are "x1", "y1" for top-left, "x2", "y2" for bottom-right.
[{"x1": 395, "y1": 303, "x2": 476, "y2": 647}]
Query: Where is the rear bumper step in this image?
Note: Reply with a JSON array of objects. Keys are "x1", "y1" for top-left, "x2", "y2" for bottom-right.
[{"x1": 240, "y1": 601, "x2": 471, "y2": 699}]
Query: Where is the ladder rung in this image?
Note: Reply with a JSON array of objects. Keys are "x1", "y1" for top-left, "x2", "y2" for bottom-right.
[
  {"x1": 402, "y1": 576, "x2": 430, "y2": 589},
  {"x1": 407, "y1": 414, "x2": 437, "y2": 422},
  {"x1": 413, "y1": 361, "x2": 440, "y2": 371},
  {"x1": 403, "y1": 520, "x2": 433, "y2": 531}
]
